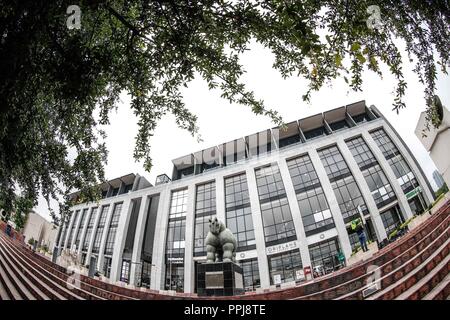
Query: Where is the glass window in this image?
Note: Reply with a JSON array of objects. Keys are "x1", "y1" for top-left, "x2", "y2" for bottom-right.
[
  {"x1": 194, "y1": 181, "x2": 216, "y2": 256},
  {"x1": 371, "y1": 128, "x2": 420, "y2": 195},
  {"x1": 308, "y1": 238, "x2": 341, "y2": 274},
  {"x1": 103, "y1": 256, "x2": 112, "y2": 278},
  {"x1": 225, "y1": 174, "x2": 255, "y2": 251},
  {"x1": 165, "y1": 189, "x2": 187, "y2": 291},
  {"x1": 169, "y1": 189, "x2": 188, "y2": 219},
  {"x1": 346, "y1": 137, "x2": 397, "y2": 209},
  {"x1": 74, "y1": 208, "x2": 88, "y2": 249},
  {"x1": 104, "y1": 203, "x2": 122, "y2": 255},
  {"x1": 268, "y1": 250, "x2": 303, "y2": 285},
  {"x1": 120, "y1": 260, "x2": 131, "y2": 283},
  {"x1": 255, "y1": 164, "x2": 296, "y2": 245},
  {"x1": 240, "y1": 258, "x2": 261, "y2": 291},
  {"x1": 165, "y1": 263, "x2": 184, "y2": 292},
  {"x1": 82, "y1": 208, "x2": 97, "y2": 251},
  {"x1": 140, "y1": 261, "x2": 152, "y2": 288},
  {"x1": 380, "y1": 207, "x2": 402, "y2": 235},
  {"x1": 303, "y1": 126, "x2": 326, "y2": 140},
  {"x1": 287, "y1": 155, "x2": 335, "y2": 235},
  {"x1": 329, "y1": 119, "x2": 350, "y2": 132},
  {"x1": 352, "y1": 113, "x2": 371, "y2": 123},
  {"x1": 66, "y1": 210, "x2": 80, "y2": 248},
  {"x1": 318, "y1": 146, "x2": 368, "y2": 223},
  {"x1": 92, "y1": 205, "x2": 109, "y2": 254}
]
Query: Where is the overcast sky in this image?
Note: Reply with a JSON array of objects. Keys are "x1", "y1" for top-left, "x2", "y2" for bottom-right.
[{"x1": 35, "y1": 40, "x2": 450, "y2": 222}]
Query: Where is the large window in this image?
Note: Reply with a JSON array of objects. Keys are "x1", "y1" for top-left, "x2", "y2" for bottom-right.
[
  {"x1": 104, "y1": 202, "x2": 123, "y2": 256},
  {"x1": 255, "y1": 164, "x2": 296, "y2": 246},
  {"x1": 169, "y1": 189, "x2": 188, "y2": 219},
  {"x1": 308, "y1": 238, "x2": 341, "y2": 274},
  {"x1": 380, "y1": 206, "x2": 402, "y2": 235},
  {"x1": 74, "y1": 209, "x2": 88, "y2": 249},
  {"x1": 60, "y1": 219, "x2": 70, "y2": 247},
  {"x1": 329, "y1": 119, "x2": 350, "y2": 132},
  {"x1": 303, "y1": 126, "x2": 326, "y2": 140},
  {"x1": 225, "y1": 174, "x2": 255, "y2": 251},
  {"x1": 194, "y1": 182, "x2": 216, "y2": 256},
  {"x1": 165, "y1": 264, "x2": 184, "y2": 292},
  {"x1": 240, "y1": 258, "x2": 260, "y2": 291},
  {"x1": 371, "y1": 128, "x2": 420, "y2": 194},
  {"x1": 120, "y1": 260, "x2": 131, "y2": 283},
  {"x1": 346, "y1": 137, "x2": 396, "y2": 209},
  {"x1": 140, "y1": 261, "x2": 152, "y2": 288},
  {"x1": 318, "y1": 146, "x2": 368, "y2": 223},
  {"x1": 103, "y1": 256, "x2": 112, "y2": 278},
  {"x1": 66, "y1": 210, "x2": 80, "y2": 248},
  {"x1": 82, "y1": 208, "x2": 97, "y2": 251},
  {"x1": 268, "y1": 250, "x2": 303, "y2": 285},
  {"x1": 165, "y1": 189, "x2": 187, "y2": 292},
  {"x1": 92, "y1": 205, "x2": 109, "y2": 254},
  {"x1": 287, "y1": 155, "x2": 335, "y2": 236}
]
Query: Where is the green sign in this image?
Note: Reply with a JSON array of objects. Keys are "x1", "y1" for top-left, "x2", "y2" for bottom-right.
[{"x1": 405, "y1": 186, "x2": 421, "y2": 200}]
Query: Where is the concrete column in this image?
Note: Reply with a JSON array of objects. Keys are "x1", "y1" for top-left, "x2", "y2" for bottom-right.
[
  {"x1": 362, "y1": 131, "x2": 414, "y2": 221},
  {"x1": 77, "y1": 207, "x2": 93, "y2": 256},
  {"x1": 336, "y1": 139, "x2": 388, "y2": 242},
  {"x1": 85, "y1": 206, "x2": 103, "y2": 267},
  {"x1": 96, "y1": 203, "x2": 115, "y2": 273},
  {"x1": 129, "y1": 195, "x2": 151, "y2": 286},
  {"x1": 308, "y1": 150, "x2": 353, "y2": 259},
  {"x1": 382, "y1": 125, "x2": 434, "y2": 204},
  {"x1": 277, "y1": 158, "x2": 312, "y2": 268},
  {"x1": 184, "y1": 185, "x2": 196, "y2": 293},
  {"x1": 245, "y1": 167, "x2": 271, "y2": 289},
  {"x1": 151, "y1": 189, "x2": 171, "y2": 290},
  {"x1": 110, "y1": 198, "x2": 134, "y2": 282},
  {"x1": 63, "y1": 210, "x2": 77, "y2": 249},
  {"x1": 215, "y1": 175, "x2": 226, "y2": 223}
]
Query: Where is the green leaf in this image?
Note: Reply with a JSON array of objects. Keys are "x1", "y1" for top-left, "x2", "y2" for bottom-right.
[
  {"x1": 350, "y1": 42, "x2": 361, "y2": 52},
  {"x1": 356, "y1": 53, "x2": 366, "y2": 64},
  {"x1": 334, "y1": 53, "x2": 343, "y2": 67}
]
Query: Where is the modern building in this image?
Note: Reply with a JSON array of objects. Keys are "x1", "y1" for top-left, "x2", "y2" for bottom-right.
[
  {"x1": 22, "y1": 210, "x2": 58, "y2": 251},
  {"x1": 55, "y1": 101, "x2": 434, "y2": 294},
  {"x1": 415, "y1": 100, "x2": 450, "y2": 188},
  {"x1": 432, "y1": 170, "x2": 445, "y2": 190}
]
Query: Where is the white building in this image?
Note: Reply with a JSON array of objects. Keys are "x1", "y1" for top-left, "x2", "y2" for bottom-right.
[
  {"x1": 22, "y1": 210, "x2": 58, "y2": 251},
  {"x1": 415, "y1": 102, "x2": 450, "y2": 188},
  {"x1": 56, "y1": 101, "x2": 434, "y2": 293}
]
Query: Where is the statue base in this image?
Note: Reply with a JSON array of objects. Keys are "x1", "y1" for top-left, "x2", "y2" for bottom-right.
[{"x1": 196, "y1": 261, "x2": 244, "y2": 296}]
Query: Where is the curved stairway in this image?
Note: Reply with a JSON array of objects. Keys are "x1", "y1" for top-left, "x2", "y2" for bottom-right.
[{"x1": 0, "y1": 200, "x2": 449, "y2": 300}]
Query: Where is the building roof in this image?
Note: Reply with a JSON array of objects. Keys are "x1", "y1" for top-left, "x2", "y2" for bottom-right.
[{"x1": 171, "y1": 100, "x2": 368, "y2": 170}]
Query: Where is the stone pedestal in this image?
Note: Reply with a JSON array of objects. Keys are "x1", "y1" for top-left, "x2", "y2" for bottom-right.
[{"x1": 196, "y1": 261, "x2": 244, "y2": 296}]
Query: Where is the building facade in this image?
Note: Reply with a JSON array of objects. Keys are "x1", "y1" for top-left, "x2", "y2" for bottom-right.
[
  {"x1": 56, "y1": 101, "x2": 434, "y2": 293},
  {"x1": 22, "y1": 210, "x2": 58, "y2": 251},
  {"x1": 415, "y1": 101, "x2": 450, "y2": 188}
]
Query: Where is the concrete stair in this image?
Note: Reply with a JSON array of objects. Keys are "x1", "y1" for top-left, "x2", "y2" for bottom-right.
[{"x1": 0, "y1": 199, "x2": 449, "y2": 300}]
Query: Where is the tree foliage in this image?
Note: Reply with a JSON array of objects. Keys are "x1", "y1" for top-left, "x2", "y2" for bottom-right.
[{"x1": 1, "y1": 0, "x2": 448, "y2": 223}]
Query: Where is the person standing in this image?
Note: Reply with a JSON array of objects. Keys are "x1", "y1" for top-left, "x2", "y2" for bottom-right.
[{"x1": 352, "y1": 218, "x2": 368, "y2": 252}]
